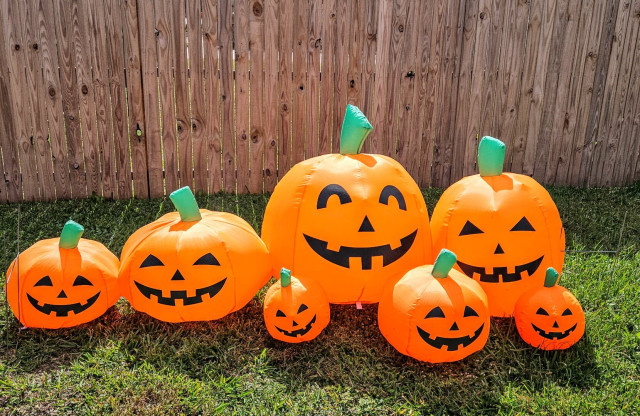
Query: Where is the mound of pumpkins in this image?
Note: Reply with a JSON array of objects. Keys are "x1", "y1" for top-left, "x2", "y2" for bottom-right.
[{"x1": 5, "y1": 106, "x2": 585, "y2": 363}]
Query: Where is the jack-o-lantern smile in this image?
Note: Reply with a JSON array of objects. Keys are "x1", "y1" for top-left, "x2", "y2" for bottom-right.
[
  {"x1": 416, "y1": 305, "x2": 485, "y2": 351},
  {"x1": 26, "y1": 274, "x2": 102, "y2": 317},
  {"x1": 132, "y1": 253, "x2": 227, "y2": 306},
  {"x1": 275, "y1": 306, "x2": 318, "y2": 338},
  {"x1": 457, "y1": 255, "x2": 543, "y2": 283},
  {"x1": 531, "y1": 322, "x2": 577, "y2": 340}
]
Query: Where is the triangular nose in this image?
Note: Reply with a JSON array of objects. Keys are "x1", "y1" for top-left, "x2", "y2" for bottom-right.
[
  {"x1": 450, "y1": 322, "x2": 459, "y2": 331},
  {"x1": 358, "y1": 216, "x2": 375, "y2": 232},
  {"x1": 292, "y1": 320, "x2": 299, "y2": 326},
  {"x1": 494, "y1": 244, "x2": 504, "y2": 254},
  {"x1": 553, "y1": 320, "x2": 559, "y2": 328},
  {"x1": 171, "y1": 270, "x2": 185, "y2": 281},
  {"x1": 57, "y1": 290, "x2": 68, "y2": 299}
]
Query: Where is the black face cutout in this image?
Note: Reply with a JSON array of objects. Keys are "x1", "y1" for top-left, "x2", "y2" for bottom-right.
[
  {"x1": 276, "y1": 309, "x2": 286, "y2": 317},
  {"x1": 464, "y1": 306, "x2": 479, "y2": 317},
  {"x1": 379, "y1": 185, "x2": 407, "y2": 210},
  {"x1": 531, "y1": 322, "x2": 577, "y2": 340},
  {"x1": 134, "y1": 278, "x2": 227, "y2": 306},
  {"x1": 511, "y1": 217, "x2": 535, "y2": 231},
  {"x1": 275, "y1": 314, "x2": 317, "y2": 338},
  {"x1": 34, "y1": 276, "x2": 53, "y2": 287},
  {"x1": 425, "y1": 306, "x2": 446, "y2": 319},
  {"x1": 562, "y1": 308, "x2": 573, "y2": 316},
  {"x1": 298, "y1": 304, "x2": 308, "y2": 313},
  {"x1": 317, "y1": 184, "x2": 352, "y2": 209},
  {"x1": 459, "y1": 221, "x2": 483, "y2": 236},
  {"x1": 73, "y1": 275, "x2": 93, "y2": 286},
  {"x1": 536, "y1": 307, "x2": 549, "y2": 316},
  {"x1": 457, "y1": 255, "x2": 544, "y2": 283},
  {"x1": 417, "y1": 323, "x2": 485, "y2": 351},
  {"x1": 193, "y1": 253, "x2": 220, "y2": 266},
  {"x1": 140, "y1": 254, "x2": 164, "y2": 268}
]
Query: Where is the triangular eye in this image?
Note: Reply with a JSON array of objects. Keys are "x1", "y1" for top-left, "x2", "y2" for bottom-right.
[
  {"x1": 459, "y1": 221, "x2": 483, "y2": 236},
  {"x1": 34, "y1": 276, "x2": 53, "y2": 287},
  {"x1": 297, "y1": 304, "x2": 308, "y2": 313},
  {"x1": 463, "y1": 306, "x2": 479, "y2": 317},
  {"x1": 536, "y1": 307, "x2": 549, "y2": 316},
  {"x1": 73, "y1": 275, "x2": 93, "y2": 286},
  {"x1": 561, "y1": 308, "x2": 573, "y2": 316},
  {"x1": 425, "y1": 306, "x2": 445, "y2": 318},
  {"x1": 511, "y1": 217, "x2": 535, "y2": 231},
  {"x1": 140, "y1": 254, "x2": 164, "y2": 268},
  {"x1": 194, "y1": 253, "x2": 220, "y2": 266},
  {"x1": 276, "y1": 310, "x2": 286, "y2": 317}
]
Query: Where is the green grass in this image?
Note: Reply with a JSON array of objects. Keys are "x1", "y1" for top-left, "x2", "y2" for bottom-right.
[{"x1": 1, "y1": 184, "x2": 639, "y2": 415}]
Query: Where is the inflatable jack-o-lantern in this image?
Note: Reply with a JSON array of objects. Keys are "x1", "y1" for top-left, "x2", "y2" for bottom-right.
[
  {"x1": 514, "y1": 268, "x2": 585, "y2": 350},
  {"x1": 263, "y1": 268, "x2": 330, "y2": 343},
  {"x1": 430, "y1": 137, "x2": 565, "y2": 317},
  {"x1": 6, "y1": 221, "x2": 120, "y2": 329},
  {"x1": 118, "y1": 186, "x2": 271, "y2": 322},
  {"x1": 378, "y1": 249, "x2": 490, "y2": 363},
  {"x1": 262, "y1": 105, "x2": 432, "y2": 304}
]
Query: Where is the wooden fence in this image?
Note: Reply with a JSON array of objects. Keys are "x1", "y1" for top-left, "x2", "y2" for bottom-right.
[{"x1": 1, "y1": 0, "x2": 639, "y2": 202}]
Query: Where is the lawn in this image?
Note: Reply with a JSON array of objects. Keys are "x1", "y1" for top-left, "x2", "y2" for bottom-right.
[{"x1": 1, "y1": 184, "x2": 639, "y2": 415}]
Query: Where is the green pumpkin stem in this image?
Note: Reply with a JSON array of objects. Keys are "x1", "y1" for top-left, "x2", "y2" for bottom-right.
[
  {"x1": 432, "y1": 249, "x2": 457, "y2": 279},
  {"x1": 478, "y1": 136, "x2": 506, "y2": 177},
  {"x1": 339, "y1": 105, "x2": 373, "y2": 155},
  {"x1": 59, "y1": 220, "x2": 84, "y2": 249},
  {"x1": 169, "y1": 186, "x2": 202, "y2": 222},
  {"x1": 280, "y1": 268, "x2": 292, "y2": 288},
  {"x1": 544, "y1": 267, "x2": 560, "y2": 288}
]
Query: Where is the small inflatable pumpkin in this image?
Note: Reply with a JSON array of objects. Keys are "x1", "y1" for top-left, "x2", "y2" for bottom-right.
[
  {"x1": 430, "y1": 137, "x2": 565, "y2": 317},
  {"x1": 5, "y1": 221, "x2": 120, "y2": 329},
  {"x1": 378, "y1": 249, "x2": 490, "y2": 363},
  {"x1": 514, "y1": 267, "x2": 585, "y2": 350},
  {"x1": 262, "y1": 105, "x2": 432, "y2": 304},
  {"x1": 118, "y1": 186, "x2": 271, "y2": 322},
  {"x1": 263, "y1": 268, "x2": 330, "y2": 343}
]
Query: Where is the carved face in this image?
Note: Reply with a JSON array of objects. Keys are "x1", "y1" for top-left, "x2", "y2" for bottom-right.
[
  {"x1": 6, "y1": 238, "x2": 120, "y2": 329},
  {"x1": 378, "y1": 263, "x2": 490, "y2": 363},
  {"x1": 431, "y1": 173, "x2": 565, "y2": 317},
  {"x1": 263, "y1": 274, "x2": 330, "y2": 343},
  {"x1": 514, "y1": 284, "x2": 585, "y2": 350},
  {"x1": 262, "y1": 154, "x2": 432, "y2": 303},
  {"x1": 119, "y1": 210, "x2": 271, "y2": 323}
]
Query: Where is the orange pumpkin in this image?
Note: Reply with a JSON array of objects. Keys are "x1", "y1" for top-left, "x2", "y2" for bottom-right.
[
  {"x1": 5, "y1": 221, "x2": 120, "y2": 329},
  {"x1": 262, "y1": 105, "x2": 432, "y2": 304},
  {"x1": 118, "y1": 187, "x2": 271, "y2": 322},
  {"x1": 378, "y1": 249, "x2": 490, "y2": 363},
  {"x1": 430, "y1": 137, "x2": 565, "y2": 317},
  {"x1": 263, "y1": 268, "x2": 330, "y2": 343},
  {"x1": 514, "y1": 267, "x2": 585, "y2": 350}
]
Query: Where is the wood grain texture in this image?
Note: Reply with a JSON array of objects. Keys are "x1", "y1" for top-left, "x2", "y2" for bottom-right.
[
  {"x1": 317, "y1": 0, "x2": 336, "y2": 156},
  {"x1": 249, "y1": 0, "x2": 266, "y2": 192},
  {"x1": 333, "y1": 0, "x2": 350, "y2": 153},
  {"x1": 360, "y1": 0, "x2": 378, "y2": 154},
  {"x1": 262, "y1": 0, "x2": 278, "y2": 190},
  {"x1": 277, "y1": 0, "x2": 293, "y2": 176},
  {"x1": 291, "y1": 0, "x2": 308, "y2": 164},
  {"x1": 305, "y1": 0, "x2": 320, "y2": 159},
  {"x1": 235, "y1": 0, "x2": 250, "y2": 192},
  {"x1": 219, "y1": 0, "x2": 235, "y2": 192}
]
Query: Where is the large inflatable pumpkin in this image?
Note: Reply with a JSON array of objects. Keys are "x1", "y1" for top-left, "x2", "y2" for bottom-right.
[
  {"x1": 262, "y1": 105, "x2": 432, "y2": 303},
  {"x1": 430, "y1": 137, "x2": 565, "y2": 317},
  {"x1": 263, "y1": 268, "x2": 330, "y2": 343},
  {"x1": 514, "y1": 267, "x2": 585, "y2": 350},
  {"x1": 378, "y1": 249, "x2": 490, "y2": 363},
  {"x1": 118, "y1": 186, "x2": 271, "y2": 322},
  {"x1": 6, "y1": 221, "x2": 120, "y2": 329}
]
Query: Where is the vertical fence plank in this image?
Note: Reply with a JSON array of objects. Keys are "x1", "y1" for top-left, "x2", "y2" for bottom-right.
[
  {"x1": 86, "y1": 0, "x2": 117, "y2": 199},
  {"x1": 291, "y1": 0, "x2": 308, "y2": 164},
  {"x1": 318, "y1": 0, "x2": 336, "y2": 156},
  {"x1": 187, "y1": 0, "x2": 208, "y2": 193},
  {"x1": 154, "y1": 0, "x2": 179, "y2": 194},
  {"x1": 203, "y1": 0, "x2": 222, "y2": 193},
  {"x1": 138, "y1": 0, "x2": 164, "y2": 197},
  {"x1": 305, "y1": 0, "x2": 320, "y2": 159},
  {"x1": 263, "y1": 0, "x2": 279, "y2": 190},
  {"x1": 249, "y1": 0, "x2": 266, "y2": 192},
  {"x1": 104, "y1": 0, "x2": 133, "y2": 198},
  {"x1": 53, "y1": 0, "x2": 88, "y2": 198},
  {"x1": 235, "y1": 0, "x2": 250, "y2": 192},
  {"x1": 219, "y1": 0, "x2": 235, "y2": 192},
  {"x1": 346, "y1": 0, "x2": 365, "y2": 110},
  {"x1": 360, "y1": 0, "x2": 378, "y2": 153},
  {"x1": 619, "y1": 5, "x2": 640, "y2": 184},
  {"x1": 123, "y1": 0, "x2": 149, "y2": 198},
  {"x1": 333, "y1": 0, "x2": 350, "y2": 153},
  {"x1": 277, "y1": 0, "x2": 293, "y2": 176},
  {"x1": 171, "y1": 0, "x2": 193, "y2": 190}
]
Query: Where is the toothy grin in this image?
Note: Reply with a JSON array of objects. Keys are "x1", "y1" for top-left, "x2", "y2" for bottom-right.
[
  {"x1": 134, "y1": 278, "x2": 227, "y2": 306},
  {"x1": 417, "y1": 323, "x2": 485, "y2": 351},
  {"x1": 457, "y1": 256, "x2": 544, "y2": 283},
  {"x1": 275, "y1": 314, "x2": 317, "y2": 337},
  {"x1": 531, "y1": 322, "x2": 577, "y2": 340},
  {"x1": 303, "y1": 230, "x2": 418, "y2": 269},
  {"x1": 27, "y1": 292, "x2": 101, "y2": 317}
]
